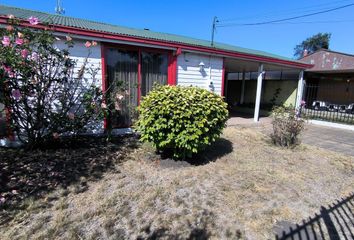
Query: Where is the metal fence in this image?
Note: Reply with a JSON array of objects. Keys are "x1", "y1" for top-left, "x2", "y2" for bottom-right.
[
  {"x1": 275, "y1": 193, "x2": 354, "y2": 240},
  {"x1": 301, "y1": 83, "x2": 354, "y2": 125}
]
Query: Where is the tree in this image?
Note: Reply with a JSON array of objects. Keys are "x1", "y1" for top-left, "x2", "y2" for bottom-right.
[
  {"x1": 0, "y1": 15, "x2": 104, "y2": 148},
  {"x1": 294, "y1": 33, "x2": 331, "y2": 59}
]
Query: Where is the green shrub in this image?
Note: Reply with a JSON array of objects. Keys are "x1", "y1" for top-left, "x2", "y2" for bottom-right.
[
  {"x1": 135, "y1": 85, "x2": 228, "y2": 159},
  {"x1": 271, "y1": 106, "x2": 305, "y2": 147}
]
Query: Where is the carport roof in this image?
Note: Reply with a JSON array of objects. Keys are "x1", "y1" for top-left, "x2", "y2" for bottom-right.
[{"x1": 0, "y1": 5, "x2": 311, "y2": 69}]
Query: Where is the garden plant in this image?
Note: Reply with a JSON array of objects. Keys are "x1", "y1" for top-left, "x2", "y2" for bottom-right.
[
  {"x1": 0, "y1": 16, "x2": 104, "y2": 148},
  {"x1": 136, "y1": 85, "x2": 229, "y2": 159},
  {"x1": 271, "y1": 105, "x2": 305, "y2": 147}
]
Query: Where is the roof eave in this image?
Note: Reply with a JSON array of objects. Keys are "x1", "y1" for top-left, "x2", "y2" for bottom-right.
[{"x1": 0, "y1": 16, "x2": 312, "y2": 69}]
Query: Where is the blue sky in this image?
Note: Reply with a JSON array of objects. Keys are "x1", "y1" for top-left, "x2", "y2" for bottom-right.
[{"x1": 1, "y1": 0, "x2": 354, "y2": 58}]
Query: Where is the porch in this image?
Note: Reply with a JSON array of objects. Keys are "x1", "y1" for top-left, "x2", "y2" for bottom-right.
[{"x1": 223, "y1": 58, "x2": 305, "y2": 122}]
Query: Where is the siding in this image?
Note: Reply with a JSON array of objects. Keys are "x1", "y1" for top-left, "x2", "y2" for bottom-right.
[
  {"x1": 54, "y1": 39, "x2": 104, "y2": 133},
  {"x1": 177, "y1": 53, "x2": 223, "y2": 95},
  {"x1": 54, "y1": 39, "x2": 102, "y2": 87}
]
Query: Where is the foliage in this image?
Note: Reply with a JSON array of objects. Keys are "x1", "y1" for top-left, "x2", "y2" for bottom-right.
[
  {"x1": 135, "y1": 85, "x2": 228, "y2": 159},
  {"x1": 271, "y1": 106, "x2": 305, "y2": 147},
  {"x1": 270, "y1": 87, "x2": 281, "y2": 106},
  {"x1": 0, "y1": 16, "x2": 104, "y2": 147},
  {"x1": 294, "y1": 32, "x2": 331, "y2": 59},
  {"x1": 106, "y1": 79, "x2": 138, "y2": 130}
]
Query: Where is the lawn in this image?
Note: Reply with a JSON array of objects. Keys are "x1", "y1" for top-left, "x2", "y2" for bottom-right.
[{"x1": 0, "y1": 126, "x2": 353, "y2": 239}]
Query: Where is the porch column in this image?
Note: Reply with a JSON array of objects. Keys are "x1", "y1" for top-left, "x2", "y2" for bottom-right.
[
  {"x1": 240, "y1": 70, "x2": 246, "y2": 104},
  {"x1": 254, "y1": 64, "x2": 264, "y2": 122},
  {"x1": 295, "y1": 70, "x2": 304, "y2": 109}
]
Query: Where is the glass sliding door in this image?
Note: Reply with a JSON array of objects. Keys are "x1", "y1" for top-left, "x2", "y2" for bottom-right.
[
  {"x1": 105, "y1": 48, "x2": 138, "y2": 128},
  {"x1": 104, "y1": 47, "x2": 170, "y2": 129},
  {"x1": 141, "y1": 52, "x2": 168, "y2": 96}
]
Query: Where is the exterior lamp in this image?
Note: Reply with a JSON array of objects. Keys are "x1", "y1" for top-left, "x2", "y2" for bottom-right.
[{"x1": 198, "y1": 61, "x2": 205, "y2": 72}]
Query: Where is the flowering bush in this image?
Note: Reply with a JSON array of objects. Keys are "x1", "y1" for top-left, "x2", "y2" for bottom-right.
[
  {"x1": 135, "y1": 85, "x2": 228, "y2": 159},
  {"x1": 0, "y1": 16, "x2": 104, "y2": 147},
  {"x1": 271, "y1": 106, "x2": 305, "y2": 147}
]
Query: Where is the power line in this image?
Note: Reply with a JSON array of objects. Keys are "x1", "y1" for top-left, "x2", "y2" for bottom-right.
[
  {"x1": 268, "y1": 19, "x2": 354, "y2": 25},
  {"x1": 217, "y1": 3, "x2": 354, "y2": 27},
  {"x1": 219, "y1": 0, "x2": 353, "y2": 22}
]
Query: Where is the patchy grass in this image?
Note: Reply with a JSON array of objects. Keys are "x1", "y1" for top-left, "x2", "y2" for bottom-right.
[{"x1": 0, "y1": 127, "x2": 353, "y2": 239}]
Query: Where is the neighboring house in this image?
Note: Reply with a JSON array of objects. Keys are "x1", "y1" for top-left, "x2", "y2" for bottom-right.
[
  {"x1": 0, "y1": 5, "x2": 311, "y2": 142},
  {"x1": 300, "y1": 49, "x2": 354, "y2": 124}
]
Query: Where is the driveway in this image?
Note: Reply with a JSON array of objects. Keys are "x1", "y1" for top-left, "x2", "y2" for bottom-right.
[
  {"x1": 227, "y1": 116, "x2": 354, "y2": 157},
  {"x1": 302, "y1": 124, "x2": 354, "y2": 157}
]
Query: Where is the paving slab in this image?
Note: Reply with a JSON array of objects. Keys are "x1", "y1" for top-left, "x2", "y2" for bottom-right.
[{"x1": 227, "y1": 116, "x2": 354, "y2": 157}]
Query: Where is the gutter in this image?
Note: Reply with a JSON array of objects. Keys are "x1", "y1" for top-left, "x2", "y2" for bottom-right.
[{"x1": 0, "y1": 16, "x2": 313, "y2": 69}]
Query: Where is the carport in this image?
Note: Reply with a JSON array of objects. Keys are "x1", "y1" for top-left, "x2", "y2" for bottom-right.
[{"x1": 223, "y1": 57, "x2": 310, "y2": 122}]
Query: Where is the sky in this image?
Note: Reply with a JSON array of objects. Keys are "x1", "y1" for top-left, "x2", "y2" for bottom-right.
[{"x1": 1, "y1": 0, "x2": 353, "y2": 58}]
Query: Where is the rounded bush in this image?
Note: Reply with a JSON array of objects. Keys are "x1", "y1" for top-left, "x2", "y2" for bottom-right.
[{"x1": 135, "y1": 85, "x2": 228, "y2": 159}]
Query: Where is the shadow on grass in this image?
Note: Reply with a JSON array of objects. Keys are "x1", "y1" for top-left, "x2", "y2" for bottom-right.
[
  {"x1": 156, "y1": 138, "x2": 233, "y2": 167},
  {"x1": 0, "y1": 135, "x2": 139, "y2": 223},
  {"x1": 191, "y1": 138, "x2": 233, "y2": 166},
  {"x1": 274, "y1": 192, "x2": 354, "y2": 240}
]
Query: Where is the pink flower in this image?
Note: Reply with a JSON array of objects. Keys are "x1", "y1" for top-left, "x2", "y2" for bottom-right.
[
  {"x1": 92, "y1": 41, "x2": 98, "y2": 46},
  {"x1": 8, "y1": 14, "x2": 15, "y2": 19},
  {"x1": 3, "y1": 65, "x2": 12, "y2": 74},
  {"x1": 15, "y1": 38, "x2": 24, "y2": 45},
  {"x1": 31, "y1": 52, "x2": 38, "y2": 60},
  {"x1": 12, "y1": 89, "x2": 21, "y2": 100},
  {"x1": 52, "y1": 132, "x2": 59, "y2": 139},
  {"x1": 116, "y1": 94, "x2": 124, "y2": 100},
  {"x1": 21, "y1": 49, "x2": 29, "y2": 58},
  {"x1": 6, "y1": 25, "x2": 14, "y2": 32},
  {"x1": 84, "y1": 41, "x2": 92, "y2": 48},
  {"x1": 68, "y1": 112, "x2": 75, "y2": 120},
  {"x1": 101, "y1": 102, "x2": 107, "y2": 109},
  {"x1": 2, "y1": 36, "x2": 11, "y2": 46},
  {"x1": 66, "y1": 35, "x2": 72, "y2": 41},
  {"x1": 3, "y1": 65, "x2": 14, "y2": 77},
  {"x1": 28, "y1": 16, "x2": 39, "y2": 25}
]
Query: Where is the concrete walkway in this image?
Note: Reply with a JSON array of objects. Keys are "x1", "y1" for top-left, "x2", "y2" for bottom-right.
[
  {"x1": 302, "y1": 124, "x2": 354, "y2": 157},
  {"x1": 227, "y1": 116, "x2": 354, "y2": 157}
]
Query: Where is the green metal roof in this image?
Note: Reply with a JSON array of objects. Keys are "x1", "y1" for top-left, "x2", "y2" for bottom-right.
[{"x1": 0, "y1": 5, "x2": 304, "y2": 65}]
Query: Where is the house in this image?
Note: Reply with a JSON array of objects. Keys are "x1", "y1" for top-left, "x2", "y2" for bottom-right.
[
  {"x1": 300, "y1": 49, "x2": 354, "y2": 124},
  {"x1": 0, "y1": 5, "x2": 312, "y2": 142}
]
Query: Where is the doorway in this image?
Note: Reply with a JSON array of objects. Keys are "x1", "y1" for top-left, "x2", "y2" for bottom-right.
[{"x1": 104, "y1": 46, "x2": 169, "y2": 128}]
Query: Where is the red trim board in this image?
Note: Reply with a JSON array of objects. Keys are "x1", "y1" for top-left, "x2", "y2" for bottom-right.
[{"x1": 0, "y1": 17, "x2": 312, "y2": 69}]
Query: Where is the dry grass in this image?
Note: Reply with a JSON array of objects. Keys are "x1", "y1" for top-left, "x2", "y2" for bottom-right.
[{"x1": 1, "y1": 127, "x2": 353, "y2": 239}]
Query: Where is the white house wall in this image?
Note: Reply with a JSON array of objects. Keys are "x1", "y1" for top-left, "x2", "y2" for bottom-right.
[
  {"x1": 54, "y1": 39, "x2": 102, "y2": 87},
  {"x1": 177, "y1": 53, "x2": 223, "y2": 95},
  {"x1": 54, "y1": 39, "x2": 104, "y2": 134}
]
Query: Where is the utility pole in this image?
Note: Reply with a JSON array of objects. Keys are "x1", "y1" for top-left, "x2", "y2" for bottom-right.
[
  {"x1": 211, "y1": 16, "x2": 219, "y2": 47},
  {"x1": 55, "y1": 0, "x2": 65, "y2": 15}
]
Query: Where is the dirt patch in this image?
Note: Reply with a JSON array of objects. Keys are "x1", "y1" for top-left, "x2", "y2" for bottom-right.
[{"x1": 0, "y1": 127, "x2": 353, "y2": 239}]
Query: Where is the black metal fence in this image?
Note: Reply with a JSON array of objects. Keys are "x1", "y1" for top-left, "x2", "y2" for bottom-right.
[
  {"x1": 301, "y1": 82, "x2": 354, "y2": 125},
  {"x1": 275, "y1": 193, "x2": 354, "y2": 240}
]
